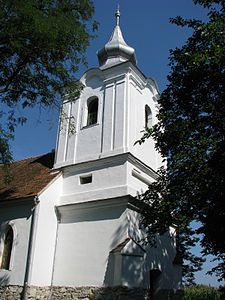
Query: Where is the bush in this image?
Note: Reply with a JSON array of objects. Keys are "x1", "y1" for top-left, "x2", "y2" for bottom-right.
[{"x1": 184, "y1": 285, "x2": 221, "y2": 300}]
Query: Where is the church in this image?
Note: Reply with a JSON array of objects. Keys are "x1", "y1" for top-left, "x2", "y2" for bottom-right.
[{"x1": 0, "y1": 9, "x2": 182, "y2": 300}]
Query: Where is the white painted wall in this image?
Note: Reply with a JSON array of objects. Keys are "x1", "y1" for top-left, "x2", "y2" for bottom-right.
[
  {"x1": 128, "y1": 73, "x2": 162, "y2": 171},
  {"x1": 127, "y1": 161, "x2": 154, "y2": 197},
  {"x1": 53, "y1": 199, "x2": 129, "y2": 286},
  {"x1": 52, "y1": 200, "x2": 181, "y2": 290},
  {"x1": 52, "y1": 56, "x2": 181, "y2": 291},
  {"x1": 120, "y1": 238, "x2": 146, "y2": 288},
  {"x1": 127, "y1": 210, "x2": 182, "y2": 290},
  {"x1": 54, "y1": 62, "x2": 162, "y2": 173},
  {"x1": 0, "y1": 200, "x2": 33, "y2": 286},
  {"x1": 29, "y1": 175, "x2": 62, "y2": 286},
  {"x1": 60, "y1": 155, "x2": 127, "y2": 206},
  {"x1": 59, "y1": 152, "x2": 157, "y2": 207},
  {"x1": 54, "y1": 69, "x2": 105, "y2": 168}
]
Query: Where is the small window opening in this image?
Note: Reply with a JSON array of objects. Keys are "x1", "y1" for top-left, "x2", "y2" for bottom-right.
[
  {"x1": 1, "y1": 226, "x2": 13, "y2": 270},
  {"x1": 145, "y1": 105, "x2": 152, "y2": 128},
  {"x1": 87, "y1": 98, "x2": 98, "y2": 126},
  {"x1": 80, "y1": 175, "x2": 92, "y2": 185}
]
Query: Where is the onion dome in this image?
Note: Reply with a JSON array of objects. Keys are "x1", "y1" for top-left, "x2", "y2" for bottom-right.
[{"x1": 97, "y1": 7, "x2": 137, "y2": 68}]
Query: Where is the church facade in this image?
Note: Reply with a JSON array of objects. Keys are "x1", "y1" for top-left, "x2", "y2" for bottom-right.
[{"x1": 0, "y1": 10, "x2": 182, "y2": 300}]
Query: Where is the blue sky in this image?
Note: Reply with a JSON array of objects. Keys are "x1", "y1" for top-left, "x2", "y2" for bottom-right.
[{"x1": 9, "y1": 0, "x2": 223, "y2": 287}]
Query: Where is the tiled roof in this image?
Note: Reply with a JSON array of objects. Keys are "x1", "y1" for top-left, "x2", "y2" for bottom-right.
[{"x1": 0, "y1": 152, "x2": 59, "y2": 201}]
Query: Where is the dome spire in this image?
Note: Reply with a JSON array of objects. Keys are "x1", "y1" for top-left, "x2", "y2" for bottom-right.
[
  {"x1": 115, "y1": 5, "x2": 120, "y2": 26},
  {"x1": 97, "y1": 6, "x2": 137, "y2": 69}
]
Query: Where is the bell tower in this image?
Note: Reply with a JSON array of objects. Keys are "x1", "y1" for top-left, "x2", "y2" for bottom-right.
[
  {"x1": 54, "y1": 8, "x2": 161, "y2": 173},
  {"x1": 51, "y1": 9, "x2": 182, "y2": 297}
]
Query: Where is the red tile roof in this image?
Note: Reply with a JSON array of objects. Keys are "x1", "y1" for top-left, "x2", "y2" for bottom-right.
[{"x1": 0, "y1": 152, "x2": 59, "y2": 201}]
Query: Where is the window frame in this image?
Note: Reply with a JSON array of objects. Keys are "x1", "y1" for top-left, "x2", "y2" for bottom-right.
[
  {"x1": 80, "y1": 174, "x2": 92, "y2": 185},
  {"x1": 81, "y1": 96, "x2": 99, "y2": 129},
  {"x1": 145, "y1": 105, "x2": 152, "y2": 129},
  {"x1": 86, "y1": 97, "x2": 98, "y2": 127},
  {"x1": 0, "y1": 222, "x2": 16, "y2": 271}
]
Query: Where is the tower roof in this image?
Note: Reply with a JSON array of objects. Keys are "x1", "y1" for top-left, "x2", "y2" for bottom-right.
[{"x1": 97, "y1": 7, "x2": 137, "y2": 68}]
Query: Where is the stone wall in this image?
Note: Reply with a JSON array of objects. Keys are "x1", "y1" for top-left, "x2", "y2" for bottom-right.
[
  {"x1": 0, "y1": 285, "x2": 183, "y2": 300},
  {"x1": 52, "y1": 286, "x2": 149, "y2": 300},
  {"x1": 0, "y1": 285, "x2": 22, "y2": 300}
]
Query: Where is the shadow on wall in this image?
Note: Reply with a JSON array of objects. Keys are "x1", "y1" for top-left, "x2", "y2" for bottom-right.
[
  {"x1": 103, "y1": 217, "x2": 128, "y2": 286},
  {"x1": 103, "y1": 208, "x2": 182, "y2": 293},
  {"x1": 59, "y1": 200, "x2": 126, "y2": 224},
  {"x1": 104, "y1": 248, "x2": 143, "y2": 287},
  {"x1": 0, "y1": 273, "x2": 9, "y2": 286},
  {"x1": 150, "y1": 232, "x2": 182, "y2": 290},
  {"x1": 103, "y1": 215, "x2": 147, "y2": 288},
  {"x1": 104, "y1": 253, "x2": 115, "y2": 286},
  {"x1": 103, "y1": 249, "x2": 149, "y2": 299}
]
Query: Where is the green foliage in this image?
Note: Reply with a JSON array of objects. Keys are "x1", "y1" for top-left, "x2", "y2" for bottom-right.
[
  {"x1": 184, "y1": 285, "x2": 222, "y2": 300},
  {"x1": 0, "y1": 0, "x2": 97, "y2": 162},
  {"x1": 137, "y1": 0, "x2": 225, "y2": 283}
]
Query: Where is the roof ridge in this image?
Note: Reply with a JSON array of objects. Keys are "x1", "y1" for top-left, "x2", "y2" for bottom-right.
[
  {"x1": 0, "y1": 151, "x2": 57, "y2": 201},
  {"x1": 12, "y1": 151, "x2": 54, "y2": 163}
]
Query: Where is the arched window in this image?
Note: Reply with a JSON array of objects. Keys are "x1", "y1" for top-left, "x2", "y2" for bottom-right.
[
  {"x1": 1, "y1": 226, "x2": 13, "y2": 270},
  {"x1": 145, "y1": 105, "x2": 152, "y2": 128},
  {"x1": 87, "y1": 97, "x2": 98, "y2": 126}
]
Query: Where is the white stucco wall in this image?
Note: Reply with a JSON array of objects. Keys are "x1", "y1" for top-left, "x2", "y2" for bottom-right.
[
  {"x1": 59, "y1": 152, "x2": 156, "y2": 208},
  {"x1": 127, "y1": 161, "x2": 154, "y2": 197},
  {"x1": 60, "y1": 155, "x2": 128, "y2": 206},
  {"x1": 54, "y1": 62, "x2": 162, "y2": 173},
  {"x1": 126, "y1": 210, "x2": 182, "y2": 290},
  {"x1": 29, "y1": 175, "x2": 62, "y2": 286},
  {"x1": 0, "y1": 200, "x2": 33, "y2": 286},
  {"x1": 128, "y1": 75, "x2": 162, "y2": 171},
  {"x1": 51, "y1": 201, "x2": 181, "y2": 290},
  {"x1": 53, "y1": 199, "x2": 129, "y2": 287},
  {"x1": 52, "y1": 59, "x2": 181, "y2": 291}
]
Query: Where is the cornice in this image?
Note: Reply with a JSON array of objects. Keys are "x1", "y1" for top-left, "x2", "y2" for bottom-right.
[
  {"x1": 127, "y1": 154, "x2": 159, "y2": 180},
  {"x1": 56, "y1": 152, "x2": 158, "y2": 181},
  {"x1": 56, "y1": 196, "x2": 130, "y2": 221}
]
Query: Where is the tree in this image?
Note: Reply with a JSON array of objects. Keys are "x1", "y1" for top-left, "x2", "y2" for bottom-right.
[
  {"x1": 137, "y1": 0, "x2": 225, "y2": 282},
  {"x1": 0, "y1": 0, "x2": 97, "y2": 163},
  {"x1": 184, "y1": 285, "x2": 223, "y2": 300}
]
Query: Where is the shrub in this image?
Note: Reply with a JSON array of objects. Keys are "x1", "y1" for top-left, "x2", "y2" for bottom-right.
[{"x1": 184, "y1": 285, "x2": 221, "y2": 300}]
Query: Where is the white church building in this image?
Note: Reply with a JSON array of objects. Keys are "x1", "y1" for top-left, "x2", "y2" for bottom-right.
[{"x1": 0, "y1": 9, "x2": 182, "y2": 300}]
